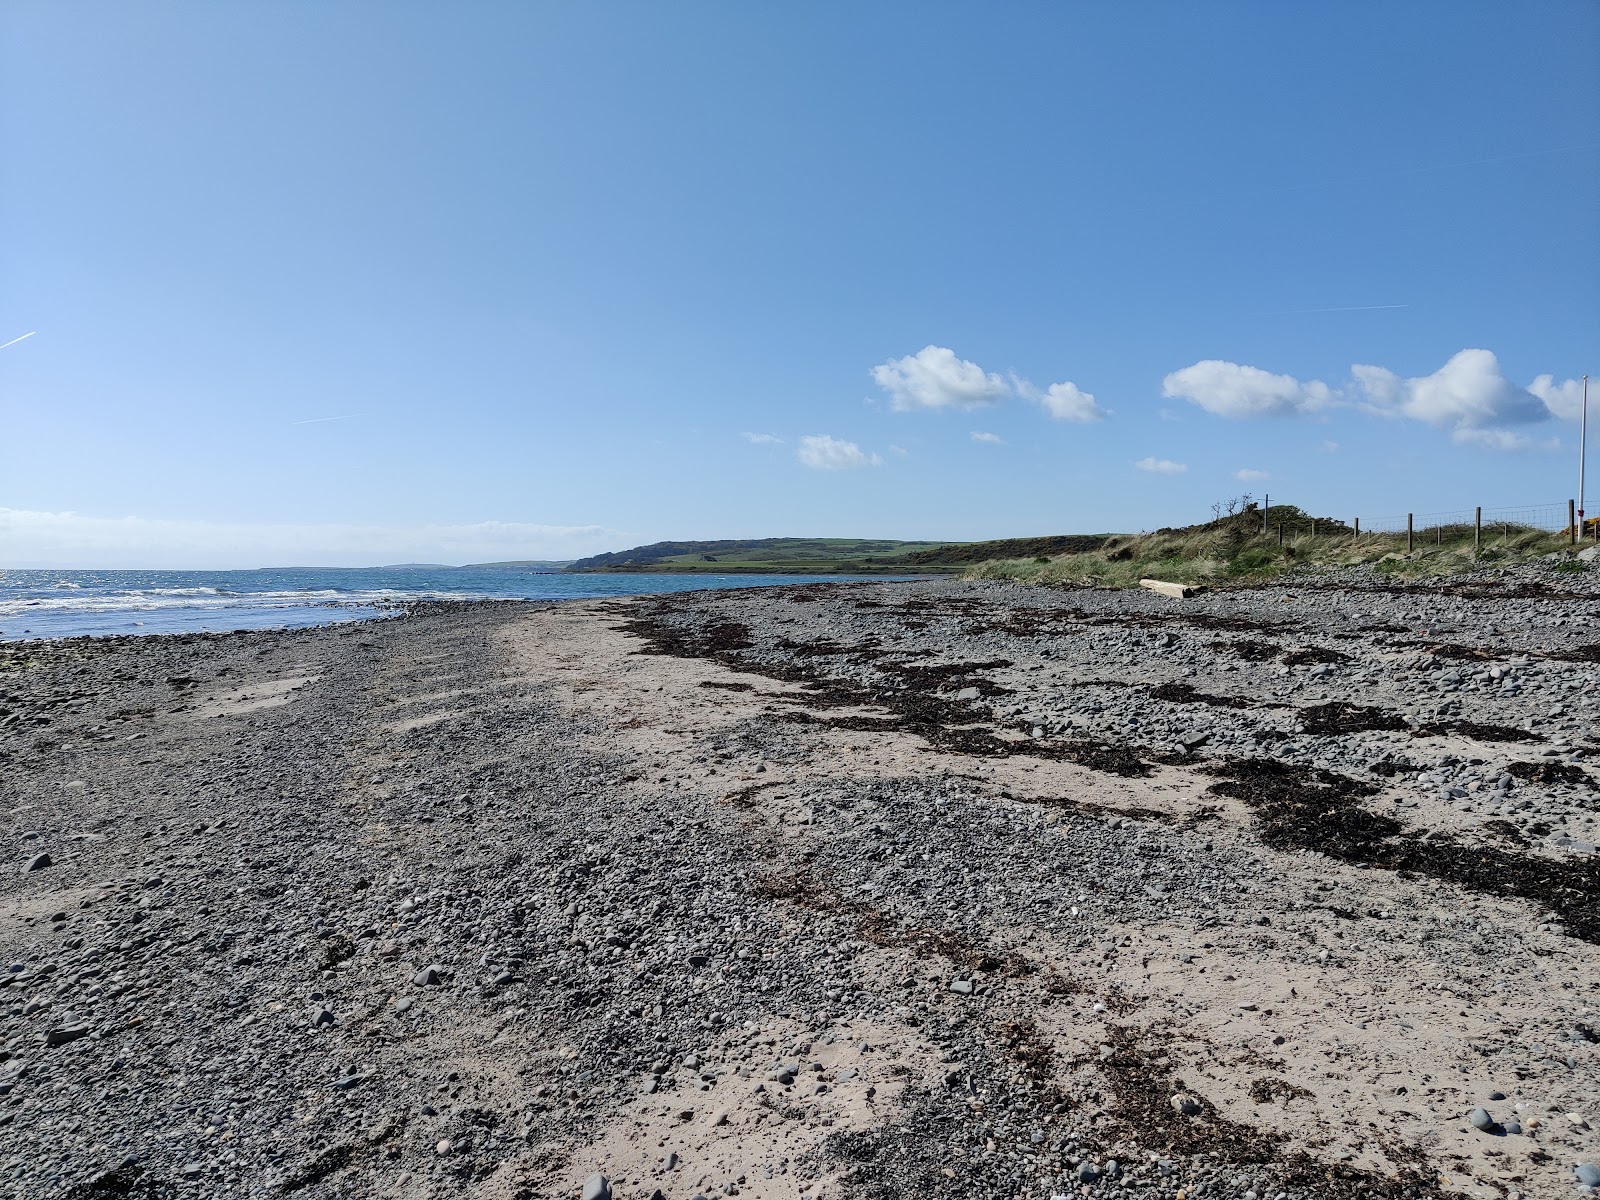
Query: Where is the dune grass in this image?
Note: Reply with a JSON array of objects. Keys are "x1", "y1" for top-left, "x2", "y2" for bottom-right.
[{"x1": 965, "y1": 507, "x2": 1584, "y2": 589}]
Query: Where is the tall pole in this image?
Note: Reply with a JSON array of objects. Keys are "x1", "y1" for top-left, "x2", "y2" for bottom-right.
[{"x1": 1581, "y1": 375, "x2": 1590, "y2": 539}]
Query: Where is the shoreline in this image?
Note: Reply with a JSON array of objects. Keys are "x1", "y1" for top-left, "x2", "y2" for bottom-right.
[{"x1": 1, "y1": 571, "x2": 1597, "y2": 1198}]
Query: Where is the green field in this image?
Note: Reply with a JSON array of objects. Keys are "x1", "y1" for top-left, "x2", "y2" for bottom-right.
[{"x1": 566, "y1": 537, "x2": 963, "y2": 574}]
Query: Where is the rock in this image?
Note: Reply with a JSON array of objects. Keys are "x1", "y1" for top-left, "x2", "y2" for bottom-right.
[
  {"x1": 1468, "y1": 1107, "x2": 1496, "y2": 1132},
  {"x1": 1579, "y1": 545, "x2": 1600, "y2": 563},
  {"x1": 954, "y1": 687, "x2": 981, "y2": 702},
  {"x1": 1576, "y1": 1163, "x2": 1600, "y2": 1188},
  {"x1": 1076, "y1": 1162, "x2": 1101, "y2": 1183},
  {"x1": 1170, "y1": 1093, "x2": 1202, "y2": 1117},
  {"x1": 45, "y1": 1023, "x2": 90, "y2": 1046},
  {"x1": 948, "y1": 978, "x2": 974, "y2": 995},
  {"x1": 581, "y1": 1174, "x2": 612, "y2": 1200},
  {"x1": 23, "y1": 853, "x2": 52, "y2": 873},
  {"x1": 413, "y1": 965, "x2": 444, "y2": 986}
]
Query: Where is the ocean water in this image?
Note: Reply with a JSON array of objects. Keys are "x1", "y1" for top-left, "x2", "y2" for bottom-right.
[{"x1": 0, "y1": 567, "x2": 888, "y2": 642}]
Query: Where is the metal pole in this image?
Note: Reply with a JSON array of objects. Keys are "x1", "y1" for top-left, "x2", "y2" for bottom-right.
[
  {"x1": 1407, "y1": 513, "x2": 1414, "y2": 554},
  {"x1": 1580, "y1": 377, "x2": 1593, "y2": 544},
  {"x1": 1474, "y1": 506, "x2": 1481, "y2": 553}
]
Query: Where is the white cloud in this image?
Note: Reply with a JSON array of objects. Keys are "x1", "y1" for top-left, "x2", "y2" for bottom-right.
[
  {"x1": 796, "y1": 435, "x2": 881, "y2": 470},
  {"x1": 1162, "y1": 360, "x2": 1334, "y2": 418},
  {"x1": 0, "y1": 507, "x2": 624, "y2": 570},
  {"x1": 742, "y1": 432, "x2": 783, "y2": 444},
  {"x1": 970, "y1": 431, "x2": 1004, "y2": 445},
  {"x1": 1235, "y1": 468, "x2": 1270, "y2": 482},
  {"x1": 1528, "y1": 373, "x2": 1587, "y2": 421},
  {"x1": 1033, "y1": 379, "x2": 1106, "y2": 423},
  {"x1": 888, "y1": 444, "x2": 910, "y2": 456},
  {"x1": 1352, "y1": 349, "x2": 1548, "y2": 429},
  {"x1": 1321, "y1": 440, "x2": 1341, "y2": 453},
  {"x1": 1135, "y1": 457, "x2": 1187, "y2": 475},
  {"x1": 1167, "y1": 348, "x2": 1584, "y2": 452},
  {"x1": 870, "y1": 346, "x2": 1009, "y2": 411}
]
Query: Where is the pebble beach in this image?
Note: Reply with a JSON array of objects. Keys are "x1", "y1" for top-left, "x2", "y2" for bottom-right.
[{"x1": 2, "y1": 565, "x2": 1598, "y2": 1199}]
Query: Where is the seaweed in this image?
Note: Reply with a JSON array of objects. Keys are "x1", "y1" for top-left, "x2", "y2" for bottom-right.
[
  {"x1": 1151, "y1": 682, "x2": 1253, "y2": 709},
  {"x1": 1206, "y1": 757, "x2": 1600, "y2": 943}
]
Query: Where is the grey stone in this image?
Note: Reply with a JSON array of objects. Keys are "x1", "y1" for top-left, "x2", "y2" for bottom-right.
[
  {"x1": 580, "y1": 1174, "x2": 612, "y2": 1200},
  {"x1": 1170, "y1": 1093, "x2": 1202, "y2": 1117},
  {"x1": 413, "y1": 965, "x2": 444, "y2": 986},
  {"x1": 24, "y1": 853, "x2": 52, "y2": 873},
  {"x1": 1076, "y1": 1162, "x2": 1100, "y2": 1184},
  {"x1": 1468, "y1": 1107, "x2": 1495, "y2": 1132},
  {"x1": 45, "y1": 1023, "x2": 90, "y2": 1046},
  {"x1": 1576, "y1": 1164, "x2": 1600, "y2": 1188}
]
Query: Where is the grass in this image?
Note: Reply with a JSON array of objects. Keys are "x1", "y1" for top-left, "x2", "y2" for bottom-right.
[
  {"x1": 568, "y1": 537, "x2": 963, "y2": 573},
  {"x1": 964, "y1": 507, "x2": 1584, "y2": 589}
]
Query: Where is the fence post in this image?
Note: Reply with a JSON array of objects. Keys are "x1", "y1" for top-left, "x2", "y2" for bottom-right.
[
  {"x1": 1474, "y1": 506, "x2": 1481, "y2": 553},
  {"x1": 1407, "y1": 513, "x2": 1414, "y2": 554},
  {"x1": 1570, "y1": 499, "x2": 1577, "y2": 545},
  {"x1": 1263, "y1": 494, "x2": 1269, "y2": 534},
  {"x1": 1353, "y1": 517, "x2": 1360, "y2": 541}
]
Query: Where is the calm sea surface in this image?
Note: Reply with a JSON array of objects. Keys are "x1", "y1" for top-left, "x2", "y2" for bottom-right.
[{"x1": 0, "y1": 567, "x2": 892, "y2": 641}]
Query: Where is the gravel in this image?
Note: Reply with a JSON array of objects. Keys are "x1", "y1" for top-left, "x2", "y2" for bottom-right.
[{"x1": 0, "y1": 565, "x2": 1597, "y2": 1198}]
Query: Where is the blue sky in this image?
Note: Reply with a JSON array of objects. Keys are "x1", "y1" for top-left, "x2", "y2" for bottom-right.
[{"x1": 2, "y1": 2, "x2": 1597, "y2": 567}]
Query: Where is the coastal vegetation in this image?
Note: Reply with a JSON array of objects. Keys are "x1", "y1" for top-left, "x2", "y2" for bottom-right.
[
  {"x1": 964, "y1": 505, "x2": 1582, "y2": 588},
  {"x1": 565, "y1": 537, "x2": 962, "y2": 573}
]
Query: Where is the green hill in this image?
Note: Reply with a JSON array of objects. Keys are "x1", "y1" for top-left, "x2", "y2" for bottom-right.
[{"x1": 566, "y1": 537, "x2": 962, "y2": 574}]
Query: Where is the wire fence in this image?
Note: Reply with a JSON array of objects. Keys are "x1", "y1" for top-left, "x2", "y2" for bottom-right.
[{"x1": 1250, "y1": 499, "x2": 1596, "y2": 545}]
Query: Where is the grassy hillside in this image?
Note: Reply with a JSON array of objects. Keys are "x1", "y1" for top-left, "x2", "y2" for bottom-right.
[
  {"x1": 567, "y1": 537, "x2": 964, "y2": 574},
  {"x1": 901, "y1": 534, "x2": 1110, "y2": 565},
  {"x1": 965, "y1": 507, "x2": 1579, "y2": 587}
]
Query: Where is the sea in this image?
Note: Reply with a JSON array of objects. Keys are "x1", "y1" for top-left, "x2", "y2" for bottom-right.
[{"x1": 0, "y1": 567, "x2": 887, "y2": 642}]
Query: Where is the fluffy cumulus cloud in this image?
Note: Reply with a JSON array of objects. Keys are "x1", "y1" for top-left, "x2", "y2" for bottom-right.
[
  {"x1": 1529, "y1": 374, "x2": 1587, "y2": 421},
  {"x1": 1161, "y1": 361, "x2": 1334, "y2": 418},
  {"x1": 1235, "y1": 468, "x2": 1270, "y2": 482},
  {"x1": 970, "y1": 431, "x2": 1004, "y2": 445},
  {"x1": 1351, "y1": 349, "x2": 1549, "y2": 432},
  {"x1": 1166, "y1": 348, "x2": 1585, "y2": 451},
  {"x1": 796, "y1": 435, "x2": 881, "y2": 470},
  {"x1": 871, "y1": 346, "x2": 1009, "y2": 411},
  {"x1": 1027, "y1": 379, "x2": 1106, "y2": 423},
  {"x1": 741, "y1": 432, "x2": 783, "y2": 444},
  {"x1": 0, "y1": 508, "x2": 623, "y2": 570},
  {"x1": 871, "y1": 346, "x2": 1105, "y2": 422},
  {"x1": 1135, "y1": 457, "x2": 1187, "y2": 475}
]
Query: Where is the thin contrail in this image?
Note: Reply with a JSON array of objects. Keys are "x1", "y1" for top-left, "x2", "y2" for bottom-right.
[
  {"x1": 0, "y1": 331, "x2": 36, "y2": 351},
  {"x1": 1283, "y1": 303, "x2": 1412, "y2": 314},
  {"x1": 290, "y1": 413, "x2": 366, "y2": 425}
]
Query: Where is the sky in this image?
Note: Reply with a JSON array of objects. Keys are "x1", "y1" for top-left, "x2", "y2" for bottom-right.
[{"x1": 2, "y1": 1, "x2": 1598, "y2": 568}]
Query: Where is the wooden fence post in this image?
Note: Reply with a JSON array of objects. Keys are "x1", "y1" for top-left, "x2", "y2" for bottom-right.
[
  {"x1": 1570, "y1": 499, "x2": 1577, "y2": 545},
  {"x1": 1474, "y1": 506, "x2": 1481, "y2": 553},
  {"x1": 1407, "y1": 513, "x2": 1414, "y2": 554},
  {"x1": 1353, "y1": 517, "x2": 1360, "y2": 541}
]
